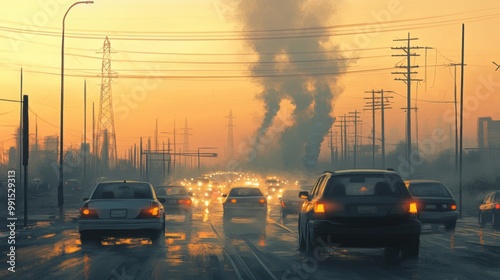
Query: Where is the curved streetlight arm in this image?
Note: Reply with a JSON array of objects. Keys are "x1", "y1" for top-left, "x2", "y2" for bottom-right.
[{"x1": 59, "y1": 0, "x2": 94, "y2": 219}]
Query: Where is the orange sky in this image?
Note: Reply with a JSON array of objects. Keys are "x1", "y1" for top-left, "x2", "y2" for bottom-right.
[{"x1": 1, "y1": 0, "x2": 500, "y2": 166}]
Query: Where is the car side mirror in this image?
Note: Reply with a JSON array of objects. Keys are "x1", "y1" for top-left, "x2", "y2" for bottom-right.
[
  {"x1": 298, "y1": 191, "x2": 309, "y2": 200},
  {"x1": 83, "y1": 197, "x2": 89, "y2": 201},
  {"x1": 158, "y1": 198, "x2": 166, "y2": 203},
  {"x1": 222, "y1": 194, "x2": 227, "y2": 198}
]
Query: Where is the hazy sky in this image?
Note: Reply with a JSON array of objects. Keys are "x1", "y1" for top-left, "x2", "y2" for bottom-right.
[{"x1": 1, "y1": 0, "x2": 500, "y2": 165}]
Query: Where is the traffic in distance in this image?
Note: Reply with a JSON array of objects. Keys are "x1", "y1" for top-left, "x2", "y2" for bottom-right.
[{"x1": 1, "y1": 169, "x2": 499, "y2": 279}]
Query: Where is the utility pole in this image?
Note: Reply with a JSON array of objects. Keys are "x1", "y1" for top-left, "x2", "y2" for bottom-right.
[
  {"x1": 334, "y1": 116, "x2": 348, "y2": 169},
  {"x1": 392, "y1": 33, "x2": 423, "y2": 177},
  {"x1": 348, "y1": 111, "x2": 361, "y2": 168},
  {"x1": 364, "y1": 90, "x2": 377, "y2": 168},
  {"x1": 459, "y1": 24, "x2": 465, "y2": 219},
  {"x1": 364, "y1": 90, "x2": 393, "y2": 168}
]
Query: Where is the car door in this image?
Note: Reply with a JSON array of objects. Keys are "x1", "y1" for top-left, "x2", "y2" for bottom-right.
[
  {"x1": 299, "y1": 174, "x2": 327, "y2": 236},
  {"x1": 480, "y1": 192, "x2": 494, "y2": 220}
]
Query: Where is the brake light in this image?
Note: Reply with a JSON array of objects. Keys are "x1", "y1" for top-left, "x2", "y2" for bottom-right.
[
  {"x1": 179, "y1": 199, "x2": 192, "y2": 206},
  {"x1": 80, "y1": 203, "x2": 98, "y2": 219},
  {"x1": 409, "y1": 202, "x2": 418, "y2": 214},
  {"x1": 138, "y1": 202, "x2": 161, "y2": 218},
  {"x1": 281, "y1": 200, "x2": 285, "y2": 208},
  {"x1": 230, "y1": 199, "x2": 237, "y2": 204},
  {"x1": 314, "y1": 202, "x2": 325, "y2": 213},
  {"x1": 495, "y1": 203, "x2": 500, "y2": 210},
  {"x1": 259, "y1": 198, "x2": 266, "y2": 204},
  {"x1": 450, "y1": 204, "x2": 457, "y2": 210}
]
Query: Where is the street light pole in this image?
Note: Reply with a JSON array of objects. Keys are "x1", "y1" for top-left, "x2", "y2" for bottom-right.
[
  {"x1": 59, "y1": 1, "x2": 93, "y2": 219},
  {"x1": 197, "y1": 147, "x2": 217, "y2": 173}
]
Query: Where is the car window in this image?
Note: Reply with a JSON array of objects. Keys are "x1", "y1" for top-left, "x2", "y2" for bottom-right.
[
  {"x1": 494, "y1": 192, "x2": 500, "y2": 203},
  {"x1": 229, "y1": 188, "x2": 262, "y2": 197},
  {"x1": 91, "y1": 182, "x2": 153, "y2": 199},
  {"x1": 158, "y1": 186, "x2": 187, "y2": 195},
  {"x1": 283, "y1": 189, "x2": 305, "y2": 198},
  {"x1": 324, "y1": 174, "x2": 405, "y2": 197},
  {"x1": 311, "y1": 175, "x2": 327, "y2": 198},
  {"x1": 408, "y1": 183, "x2": 452, "y2": 197},
  {"x1": 484, "y1": 193, "x2": 493, "y2": 204}
]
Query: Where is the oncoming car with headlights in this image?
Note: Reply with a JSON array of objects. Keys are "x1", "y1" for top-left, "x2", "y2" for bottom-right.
[{"x1": 78, "y1": 180, "x2": 166, "y2": 244}]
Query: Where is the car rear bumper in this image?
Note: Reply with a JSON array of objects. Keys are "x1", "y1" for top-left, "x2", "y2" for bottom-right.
[
  {"x1": 418, "y1": 211, "x2": 459, "y2": 223},
  {"x1": 79, "y1": 219, "x2": 163, "y2": 232},
  {"x1": 308, "y1": 219, "x2": 421, "y2": 248},
  {"x1": 224, "y1": 207, "x2": 267, "y2": 218}
]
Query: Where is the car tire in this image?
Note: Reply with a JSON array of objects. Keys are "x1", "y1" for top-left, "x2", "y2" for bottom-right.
[
  {"x1": 444, "y1": 221, "x2": 456, "y2": 231},
  {"x1": 479, "y1": 212, "x2": 486, "y2": 228},
  {"x1": 493, "y1": 212, "x2": 500, "y2": 230},
  {"x1": 151, "y1": 222, "x2": 165, "y2": 245},
  {"x1": 401, "y1": 236, "x2": 419, "y2": 260},
  {"x1": 305, "y1": 225, "x2": 325, "y2": 258},
  {"x1": 384, "y1": 247, "x2": 401, "y2": 265},
  {"x1": 80, "y1": 232, "x2": 100, "y2": 245}
]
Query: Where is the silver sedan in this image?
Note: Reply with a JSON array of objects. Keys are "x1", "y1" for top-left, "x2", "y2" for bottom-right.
[{"x1": 78, "y1": 180, "x2": 166, "y2": 244}]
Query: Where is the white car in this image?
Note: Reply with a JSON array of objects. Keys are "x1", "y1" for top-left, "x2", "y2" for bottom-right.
[{"x1": 78, "y1": 180, "x2": 165, "y2": 244}]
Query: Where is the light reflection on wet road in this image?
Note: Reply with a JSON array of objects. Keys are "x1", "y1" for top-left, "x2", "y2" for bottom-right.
[{"x1": 1, "y1": 203, "x2": 499, "y2": 280}]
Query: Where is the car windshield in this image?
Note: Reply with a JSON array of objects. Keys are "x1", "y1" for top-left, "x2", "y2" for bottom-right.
[
  {"x1": 157, "y1": 186, "x2": 187, "y2": 196},
  {"x1": 324, "y1": 174, "x2": 406, "y2": 197},
  {"x1": 91, "y1": 182, "x2": 153, "y2": 199},
  {"x1": 408, "y1": 183, "x2": 452, "y2": 197},
  {"x1": 229, "y1": 188, "x2": 262, "y2": 197}
]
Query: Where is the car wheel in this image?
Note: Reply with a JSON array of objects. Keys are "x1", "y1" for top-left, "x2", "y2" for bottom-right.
[
  {"x1": 80, "y1": 232, "x2": 100, "y2": 245},
  {"x1": 493, "y1": 212, "x2": 500, "y2": 230},
  {"x1": 305, "y1": 225, "x2": 325, "y2": 258},
  {"x1": 479, "y1": 212, "x2": 486, "y2": 228},
  {"x1": 384, "y1": 247, "x2": 401, "y2": 265},
  {"x1": 444, "y1": 221, "x2": 456, "y2": 231},
  {"x1": 401, "y1": 236, "x2": 420, "y2": 260},
  {"x1": 151, "y1": 223, "x2": 165, "y2": 245},
  {"x1": 298, "y1": 220, "x2": 306, "y2": 253}
]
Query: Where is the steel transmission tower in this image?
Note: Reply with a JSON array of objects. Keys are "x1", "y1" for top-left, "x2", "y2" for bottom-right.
[
  {"x1": 226, "y1": 110, "x2": 235, "y2": 160},
  {"x1": 96, "y1": 36, "x2": 118, "y2": 171}
]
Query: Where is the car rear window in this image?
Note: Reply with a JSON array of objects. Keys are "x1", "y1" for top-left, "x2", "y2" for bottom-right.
[
  {"x1": 157, "y1": 186, "x2": 187, "y2": 196},
  {"x1": 324, "y1": 174, "x2": 406, "y2": 197},
  {"x1": 283, "y1": 189, "x2": 305, "y2": 198},
  {"x1": 408, "y1": 183, "x2": 452, "y2": 197},
  {"x1": 91, "y1": 182, "x2": 153, "y2": 199},
  {"x1": 229, "y1": 188, "x2": 263, "y2": 197}
]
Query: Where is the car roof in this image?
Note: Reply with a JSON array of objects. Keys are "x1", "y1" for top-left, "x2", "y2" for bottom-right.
[
  {"x1": 98, "y1": 180, "x2": 150, "y2": 185},
  {"x1": 404, "y1": 179, "x2": 442, "y2": 183},
  {"x1": 327, "y1": 169, "x2": 400, "y2": 175}
]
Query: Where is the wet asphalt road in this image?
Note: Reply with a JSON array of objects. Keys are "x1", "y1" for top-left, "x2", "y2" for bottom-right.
[{"x1": 1, "y1": 196, "x2": 499, "y2": 280}]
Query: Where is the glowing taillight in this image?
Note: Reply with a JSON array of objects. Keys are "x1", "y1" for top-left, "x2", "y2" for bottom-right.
[
  {"x1": 80, "y1": 204, "x2": 98, "y2": 219},
  {"x1": 314, "y1": 203, "x2": 325, "y2": 213},
  {"x1": 259, "y1": 198, "x2": 266, "y2": 204},
  {"x1": 409, "y1": 202, "x2": 418, "y2": 214},
  {"x1": 138, "y1": 202, "x2": 161, "y2": 218},
  {"x1": 281, "y1": 200, "x2": 285, "y2": 207},
  {"x1": 450, "y1": 204, "x2": 457, "y2": 210},
  {"x1": 230, "y1": 199, "x2": 237, "y2": 204},
  {"x1": 495, "y1": 203, "x2": 500, "y2": 210}
]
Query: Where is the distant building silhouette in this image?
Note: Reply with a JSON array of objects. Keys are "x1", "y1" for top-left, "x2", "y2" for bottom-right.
[{"x1": 477, "y1": 117, "x2": 500, "y2": 150}]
